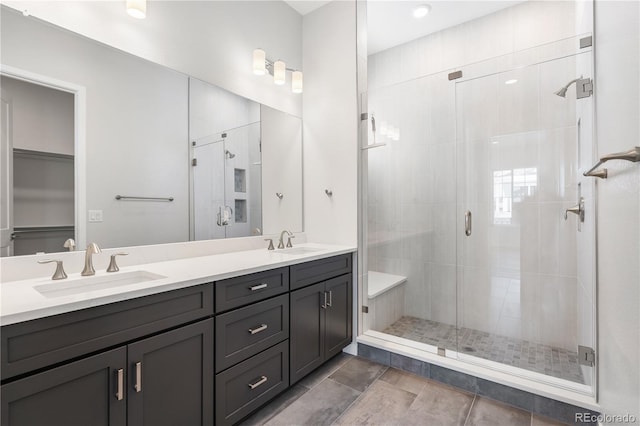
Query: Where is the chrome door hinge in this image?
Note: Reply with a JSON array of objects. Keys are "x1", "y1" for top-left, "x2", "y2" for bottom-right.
[
  {"x1": 448, "y1": 70, "x2": 463, "y2": 81},
  {"x1": 191, "y1": 158, "x2": 197, "y2": 166},
  {"x1": 579, "y1": 36, "x2": 592, "y2": 49},
  {"x1": 577, "y1": 78, "x2": 593, "y2": 99},
  {"x1": 362, "y1": 306, "x2": 369, "y2": 313},
  {"x1": 578, "y1": 345, "x2": 595, "y2": 366}
]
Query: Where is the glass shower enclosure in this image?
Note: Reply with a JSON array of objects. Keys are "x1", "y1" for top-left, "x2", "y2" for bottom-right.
[{"x1": 362, "y1": 30, "x2": 596, "y2": 394}]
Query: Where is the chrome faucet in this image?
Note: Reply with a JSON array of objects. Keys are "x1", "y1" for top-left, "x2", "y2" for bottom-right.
[
  {"x1": 278, "y1": 230, "x2": 294, "y2": 249},
  {"x1": 81, "y1": 242, "x2": 102, "y2": 276}
]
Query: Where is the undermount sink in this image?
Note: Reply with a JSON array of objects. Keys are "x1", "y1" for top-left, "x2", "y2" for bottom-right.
[
  {"x1": 279, "y1": 247, "x2": 324, "y2": 255},
  {"x1": 35, "y1": 270, "x2": 167, "y2": 298}
]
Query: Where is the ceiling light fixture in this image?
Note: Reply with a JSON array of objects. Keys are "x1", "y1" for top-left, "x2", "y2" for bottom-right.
[
  {"x1": 126, "y1": 0, "x2": 146, "y2": 19},
  {"x1": 252, "y1": 49, "x2": 303, "y2": 94},
  {"x1": 413, "y1": 4, "x2": 431, "y2": 18}
]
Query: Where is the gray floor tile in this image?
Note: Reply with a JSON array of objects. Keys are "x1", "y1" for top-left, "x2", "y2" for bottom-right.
[
  {"x1": 405, "y1": 379, "x2": 475, "y2": 426},
  {"x1": 264, "y1": 379, "x2": 360, "y2": 426},
  {"x1": 334, "y1": 380, "x2": 417, "y2": 426},
  {"x1": 238, "y1": 384, "x2": 309, "y2": 426},
  {"x1": 466, "y1": 396, "x2": 531, "y2": 426},
  {"x1": 378, "y1": 368, "x2": 428, "y2": 396},
  {"x1": 358, "y1": 344, "x2": 391, "y2": 365},
  {"x1": 329, "y1": 357, "x2": 387, "y2": 392},
  {"x1": 532, "y1": 414, "x2": 570, "y2": 426},
  {"x1": 298, "y1": 352, "x2": 353, "y2": 390}
]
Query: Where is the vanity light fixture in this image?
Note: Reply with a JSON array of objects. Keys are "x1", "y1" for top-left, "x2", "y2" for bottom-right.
[
  {"x1": 252, "y1": 49, "x2": 303, "y2": 93},
  {"x1": 126, "y1": 0, "x2": 146, "y2": 19},
  {"x1": 273, "y1": 60, "x2": 286, "y2": 85},
  {"x1": 413, "y1": 4, "x2": 431, "y2": 18},
  {"x1": 292, "y1": 71, "x2": 303, "y2": 93}
]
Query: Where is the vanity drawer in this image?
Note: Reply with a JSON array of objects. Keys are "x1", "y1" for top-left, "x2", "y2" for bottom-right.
[
  {"x1": 1, "y1": 283, "x2": 213, "y2": 381},
  {"x1": 215, "y1": 294, "x2": 289, "y2": 372},
  {"x1": 290, "y1": 254, "x2": 352, "y2": 290},
  {"x1": 215, "y1": 340, "x2": 289, "y2": 426},
  {"x1": 215, "y1": 267, "x2": 289, "y2": 313}
]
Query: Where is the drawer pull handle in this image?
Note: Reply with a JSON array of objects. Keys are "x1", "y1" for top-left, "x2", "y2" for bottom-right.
[
  {"x1": 116, "y1": 368, "x2": 124, "y2": 401},
  {"x1": 248, "y1": 375, "x2": 268, "y2": 390},
  {"x1": 249, "y1": 283, "x2": 268, "y2": 291},
  {"x1": 327, "y1": 290, "x2": 333, "y2": 307},
  {"x1": 135, "y1": 362, "x2": 142, "y2": 393},
  {"x1": 321, "y1": 292, "x2": 327, "y2": 309},
  {"x1": 248, "y1": 324, "x2": 268, "y2": 335}
]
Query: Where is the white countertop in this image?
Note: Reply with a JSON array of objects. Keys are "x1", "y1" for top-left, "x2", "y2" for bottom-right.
[{"x1": 0, "y1": 243, "x2": 356, "y2": 326}]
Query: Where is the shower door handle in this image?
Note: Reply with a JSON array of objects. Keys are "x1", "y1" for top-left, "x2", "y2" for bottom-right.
[{"x1": 464, "y1": 211, "x2": 472, "y2": 236}]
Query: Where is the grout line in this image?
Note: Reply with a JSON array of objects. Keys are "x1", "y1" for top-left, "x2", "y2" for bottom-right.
[
  {"x1": 331, "y1": 363, "x2": 388, "y2": 426},
  {"x1": 463, "y1": 394, "x2": 477, "y2": 426}
]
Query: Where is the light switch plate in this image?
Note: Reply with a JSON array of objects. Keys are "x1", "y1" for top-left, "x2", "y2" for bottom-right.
[{"x1": 89, "y1": 210, "x2": 103, "y2": 222}]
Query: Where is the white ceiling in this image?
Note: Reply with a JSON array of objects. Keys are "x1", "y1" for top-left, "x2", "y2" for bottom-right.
[
  {"x1": 284, "y1": 1, "x2": 332, "y2": 15},
  {"x1": 282, "y1": 0, "x2": 523, "y2": 55},
  {"x1": 368, "y1": 0, "x2": 523, "y2": 54}
]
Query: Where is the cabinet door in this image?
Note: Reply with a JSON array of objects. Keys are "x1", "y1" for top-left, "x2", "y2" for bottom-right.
[
  {"x1": 290, "y1": 282, "x2": 325, "y2": 384},
  {"x1": 127, "y1": 319, "x2": 214, "y2": 426},
  {"x1": 324, "y1": 274, "x2": 353, "y2": 359},
  {"x1": 1, "y1": 347, "x2": 126, "y2": 426}
]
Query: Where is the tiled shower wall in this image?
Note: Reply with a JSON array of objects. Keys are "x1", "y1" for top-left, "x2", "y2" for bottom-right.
[{"x1": 366, "y1": 1, "x2": 595, "y2": 353}]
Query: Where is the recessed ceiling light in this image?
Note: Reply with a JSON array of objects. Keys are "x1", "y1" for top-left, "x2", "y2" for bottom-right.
[
  {"x1": 505, "y1": 79, "x2": 518, "y2": 85},
  {"x1": 413, "y1": 4, "x2": 431, "y2": 19}
]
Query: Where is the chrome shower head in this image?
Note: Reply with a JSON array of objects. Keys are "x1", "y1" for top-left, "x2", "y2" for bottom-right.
[
  {"x1": 554, "y1": 87, "x2": 569, "y2": 98},
  {"x1": 225, "y1": 150, "x2": 235, "y2": 159},
  {"x1": 555, "y1": 77, "x2": 581, "y2": 98}
]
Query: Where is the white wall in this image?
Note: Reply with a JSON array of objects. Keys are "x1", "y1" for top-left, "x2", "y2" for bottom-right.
[
  {"x1": 1, "y1": 76, "x2": 74, "y2": 155},
  {"x1": 2, "y1": 9, "x2": 190, "y2": 249},
  {"x1": 302, "y1": 1, "x2": 359, "y2": 246},
  {"x1": 261, "y1": 105, "x2": 303, "y2": 234},
  {"x1": 594, "y1": 0, "x2": 640, "y2": 420},
  {"x1": 2, "y1": 1, "x2": 302, "y2": 117}
]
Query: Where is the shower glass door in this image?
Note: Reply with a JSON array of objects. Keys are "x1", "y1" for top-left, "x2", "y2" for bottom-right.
[{"x1": 455, "y1": 42, "x2": 596, "y2": 391}]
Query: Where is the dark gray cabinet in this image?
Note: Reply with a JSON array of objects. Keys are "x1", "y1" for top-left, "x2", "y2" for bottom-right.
[
  {"x1": 215, "y1": 340, "x2": 289, "y2": 426},
  {"x1": 1, "y1": 319, "x2": 213, "y2": 426},
  {"x1": 290, "y1": 274, "x2": 353, "y2": 385},
  {"x1": 128, "y1": 319, "x2": 214, "y2": 426},
  {"x1": 1, "y1": 253, "x2": 354, "y2": 426},
  {"x1": 1, "y1": 347, "x2": 127, "y2": 426}
]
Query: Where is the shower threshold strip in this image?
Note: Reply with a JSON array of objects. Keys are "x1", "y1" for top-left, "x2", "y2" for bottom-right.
[{"x1": 358, "y1": 332, "x2": 597, "y2": 411}]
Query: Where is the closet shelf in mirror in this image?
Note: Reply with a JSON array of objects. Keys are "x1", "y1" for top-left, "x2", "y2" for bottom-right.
[{"x1": 13, "y1": 148, "x2": 74, "y2": 160}]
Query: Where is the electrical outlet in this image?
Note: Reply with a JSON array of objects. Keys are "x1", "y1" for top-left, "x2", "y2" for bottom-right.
[{"x1": 88, "y1": 210, "x2": 103, "y2": 223}]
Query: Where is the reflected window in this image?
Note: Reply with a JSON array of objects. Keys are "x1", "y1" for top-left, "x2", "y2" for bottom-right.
[{"x1": 493, "y1": 168, "x2": 537, "y2": 224}]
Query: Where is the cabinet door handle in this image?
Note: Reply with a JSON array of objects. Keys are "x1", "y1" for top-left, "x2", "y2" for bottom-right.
[
  {"x1": 248, "y1": 375, "x2": 268, "y2": 390},
  {"x1": 115, "y1": 368, "x2": 124, "y2": 401},
  {"x1": 321, "y1": 291, "x2": 327, "y2": 309},
  {"x1": 249, "y1": 283, "x2": 268, "y2": 291},
  {"x1": 134, "y1": 362, "x2": 142, "y2": 393},
  {"x1": 327, "y1": 290, "x2": 333, "y2": 307},
  {"x1": 248, "y1": 324, "x2": 268, "y2": 335}
]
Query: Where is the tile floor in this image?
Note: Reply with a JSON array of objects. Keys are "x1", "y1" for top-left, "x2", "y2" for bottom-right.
[
  {"x1": 383, "y1": 316, "x2": 584, "y2": 384},
  {"x1": 240, "y1": 354, "x2": 570, "y2": 426}
]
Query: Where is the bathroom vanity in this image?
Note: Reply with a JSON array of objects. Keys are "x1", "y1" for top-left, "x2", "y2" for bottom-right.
[{"x1": 0, "y1": 248, "x2": 354, "y2": 426}]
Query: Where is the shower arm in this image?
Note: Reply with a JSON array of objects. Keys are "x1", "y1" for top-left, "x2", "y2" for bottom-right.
[{"x1": 583, "y1": 146, "x2": 640, "y2": 179}]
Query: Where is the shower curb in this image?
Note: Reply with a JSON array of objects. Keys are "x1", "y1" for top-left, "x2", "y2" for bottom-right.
[{"x1": 357, "y1": 343, "x2": 600, "y2": 426}]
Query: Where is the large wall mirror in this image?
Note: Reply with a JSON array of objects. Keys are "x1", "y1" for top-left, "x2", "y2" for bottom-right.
[{"x1": 0, "y1": 5, "x2": 303, "y2": 257}]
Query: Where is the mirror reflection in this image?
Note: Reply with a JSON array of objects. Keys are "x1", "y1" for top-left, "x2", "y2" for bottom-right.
[{"x1": 0, "y1": 6, "x2": 303, "y2": 257}]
